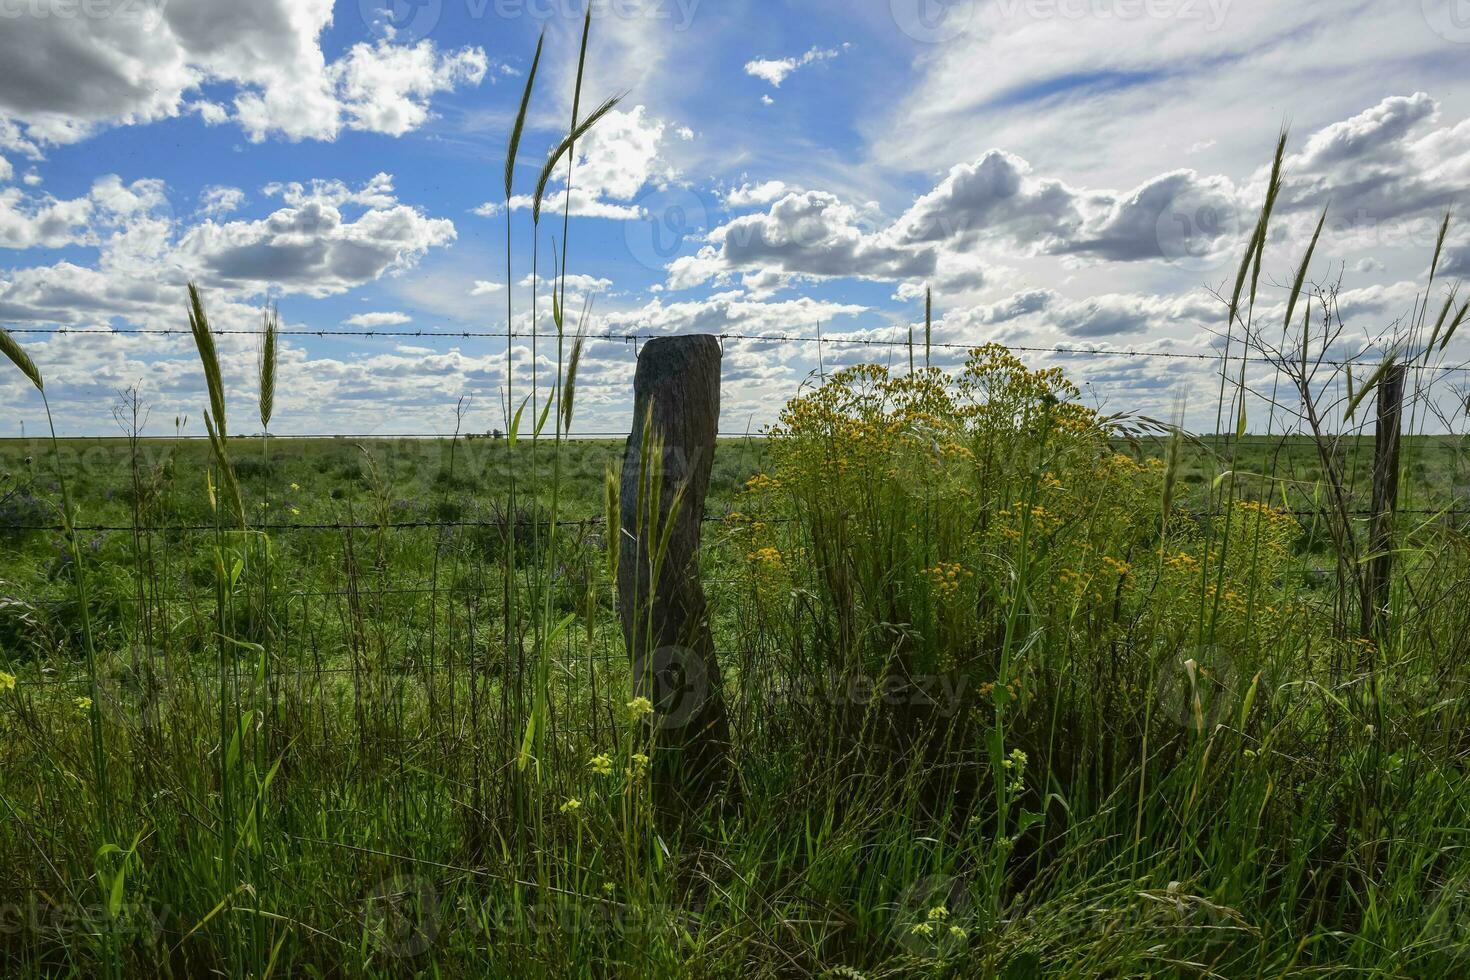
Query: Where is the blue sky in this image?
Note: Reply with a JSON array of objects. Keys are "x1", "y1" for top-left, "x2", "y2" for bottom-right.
[{"x1": 2, "y1": 0, "x2": 1469, "y2": 435}]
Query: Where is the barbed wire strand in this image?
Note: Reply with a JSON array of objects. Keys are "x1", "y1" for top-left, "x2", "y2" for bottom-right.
[{"x1": 8, "y1": 325, "x2": 1467, "y2": 374}]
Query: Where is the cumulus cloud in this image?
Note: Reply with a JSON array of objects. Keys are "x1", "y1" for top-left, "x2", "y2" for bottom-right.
[
  {"x1": 496, "y1": 106, "x2": 672, "y2": 221},
  {"x1": 674, "y1": 95, "x2": 1470, "y2": 298},
  {"x1": 345, "y1": 312, "x2": 412, "y2": 327},
  {"x1": 328, "y1": 41, "x2": 487, "y2": 139},
  {"x1": 0, "y1": 175, "x2": 166, "y2": 250},
  {"x1": 470, "y1": 280, "x2": 504, "y2": 296},
  {"x1": 722, "y1": 180, "x2": 791, "y2": 209},
  {"x1": 176, "y1": 198, "x2": 456, "y2": 297},
  {"x1": 0, "y1": 171, "x2": 458, "y2": 333},
  {"x1": 198, "y1": 186, "x2": 245, "y2": 218},
  {"x1": 264, "y1": 173, "x2": 399, "y2": 209},
  {"x1": 0, "y1": 1, "x2": 487, "y2": 150},
  {"x1": 1273, "y1": 93, "x2": 1470, "y2": 227},
  {"x1": 671, "y1": 190, "x2": 937, "y2": 289},
  {"x1": 1047, "y1": 293, "x2": 1217, "y2": 338},
  {"x1": 744, "y1": 46, "x2": 847, "y2": 88}
]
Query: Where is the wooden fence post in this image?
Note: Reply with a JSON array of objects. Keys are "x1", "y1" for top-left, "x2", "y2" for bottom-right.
[
  {"x1": 1361, "y1": 364, "x2": 1406, "y2": 642},
  {"x1": 617, "y1": 335, "x2": 732, "y2": 811}
]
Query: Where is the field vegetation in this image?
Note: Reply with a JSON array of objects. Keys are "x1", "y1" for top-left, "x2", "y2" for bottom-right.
[{"x1": 2, "y1": 18, "x2": 1470, "y2": 980}]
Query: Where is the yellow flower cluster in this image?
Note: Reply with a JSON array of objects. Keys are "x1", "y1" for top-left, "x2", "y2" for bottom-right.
[
  {"x1": 746, "y1": 546, "x2": 783, "y2": 566},
  {"x1": 925, "y1": 562, "x2": 973, "y2": 600},
  {"x1": 1160, "y1": 550, "x2": 1200, "y2": 572}
]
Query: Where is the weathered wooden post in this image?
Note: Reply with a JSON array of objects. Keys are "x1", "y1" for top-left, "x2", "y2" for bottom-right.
[
  {"x1": 1361, "y1": 364, "x2": 1406, "y2": 642},
  {"x1": 617, "y1": 335, "x2": 732, "y2": 811}
]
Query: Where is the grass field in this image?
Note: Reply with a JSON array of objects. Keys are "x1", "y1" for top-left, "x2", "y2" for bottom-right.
[
  {"x1": 3, "y1": 21, "x2": 1470, "y2": 976},
  {"x1": 2, "y1": 399, "x2": 1469, "y2": 977}
]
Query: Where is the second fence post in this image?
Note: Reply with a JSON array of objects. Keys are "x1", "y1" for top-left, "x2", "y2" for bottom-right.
[
  {"x1": 617, "y1": 335, "x2": 732, "y2": 812},
  {"x1": 1361, "y1": 364, "x2": 1406, "y2": 642}
]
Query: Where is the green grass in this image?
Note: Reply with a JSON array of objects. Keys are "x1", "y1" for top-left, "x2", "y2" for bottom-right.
[
  {"x1": 0, "y1": 421, "x2": 1467, "y2": 977},
  {"x1": 3, "y1": 23, "x2": 1470, "y2": 976}
]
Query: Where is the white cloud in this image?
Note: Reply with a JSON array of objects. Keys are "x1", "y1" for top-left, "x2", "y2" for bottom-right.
[
  {"x1": 470, "y1": 280, "x2": 504, "y2": 296},
  {"x1": 175, "y1": 198, "x2": 456, "y2": 298},
  {"x1": 0, "y1": 2, "x2": 487, "y2": 150},
  {"x1": 0, "y1": 172, "x2": 458, "y2": 336},
  {"x1": 870, "y1": 0, "x2": 1465, "y2": 197},
  {"x1": 0, "y1": 175, "x2": 165, "y2": 250},
  {"x1": 495, "y1": 106, "x2": 672, "y2": 222},
  {"x1": 328, "y1": 41, "x2": 487, "y2": 139},
  {"x1": 198, "y1": 186, "x2": 246, "y2": 218},
  {"x1": 264, "y1": 173, "x2": 398, "y2": 209},
  {"x1": 676, "y1": 95, "x2": 1470, "y2": 300},
  {"x1": 1047, "y1": 292, "x2": 1216, "y2": 338},
  {"x1": 723, "y1": 180, "x2": 790, "y2": 209},
  {"x1": 744, "y1": 46, "x2": 847, "y2": 89},
  {"x1": 1272, "y1": 93, "x2": 1470, "y2": 225},
  {"x1": 345, "y1": 311, "x2": 412, "y2": 327},
  {"x1": 0, "y1": 156, "x2": 11, "y2": 183},
  {"x1": 672, "y1": 189, "x2": 938, "y2": 290}
]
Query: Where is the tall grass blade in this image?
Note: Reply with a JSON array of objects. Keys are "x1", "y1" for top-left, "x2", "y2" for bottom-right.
[
  {"x1": 1428, "y1": 210, "x2": 1451, "y2": 285},
  {"x1": 532, "y1": 95, "x2": 623, "y2": 224},
  {"x1": 188, "y1": 284, "x2": 229, "y2": 440},
  {"x1": 925, "y1": 286, "x2": 932, "y2": 369},
  {"x1": 561, "y1": 330, "x2": 585, "y2": 431},
  {"x1": 258, "y1": 303, "x2": 278, "y2": 433},
  {"x1": 1344, "y1": 352, "x2": 1400, "y2": 423},
  {"x1": 1283, "y1": 206, "x2": 1327, "y2": 338},
  {"x1": 505, "y1": 33, "x2": 546, "y2": 199},
  {"x1": 1440, "y1": 299, "x2": 1468, "y2": 353},
  {"x1": 0, "y1": 327, "x2": 43, "y2": 392}
]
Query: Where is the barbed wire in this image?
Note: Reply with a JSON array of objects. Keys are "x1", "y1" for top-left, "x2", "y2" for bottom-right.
[
  {"x1": 4, "y1": 507, "x2": 1465, "y2": 536},
  {"x1": 0, "y1": 431, "x2": 770, "y2": 441},
  {"x1": 9, "y1": 325, "x2": 1466, "y2": 374},
  {"x1": 3, "y1": 513, "x2": 795, "y2": 533}
]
